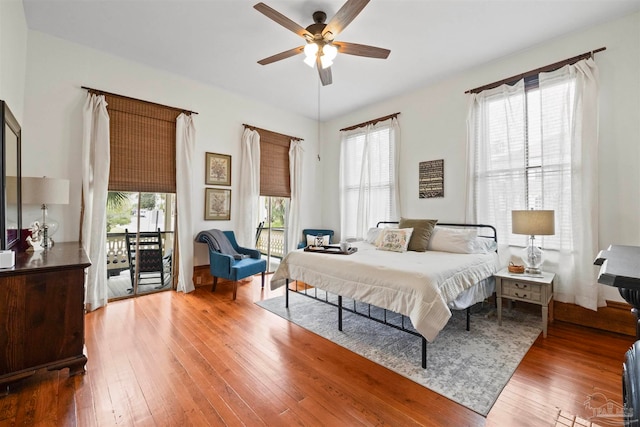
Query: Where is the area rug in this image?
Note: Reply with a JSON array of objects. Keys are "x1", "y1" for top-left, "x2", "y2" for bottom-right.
[{"x1": 256, "y1": 290, "x2": 541, "y2": 416}]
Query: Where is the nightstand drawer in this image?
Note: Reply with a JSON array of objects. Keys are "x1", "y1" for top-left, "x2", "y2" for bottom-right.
[{"x1": 502, "y1": 280, "x2": 542, "y2": 302}]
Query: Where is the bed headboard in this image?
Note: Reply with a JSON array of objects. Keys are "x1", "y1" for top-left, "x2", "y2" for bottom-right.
[{"x1": 376, "y1": 221, "x2": 498, "y2": 243}]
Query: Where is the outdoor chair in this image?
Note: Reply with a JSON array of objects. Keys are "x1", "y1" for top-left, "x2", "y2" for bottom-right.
[{"x1": 125, "y1": 228, "x2": 169, "y2": 292}]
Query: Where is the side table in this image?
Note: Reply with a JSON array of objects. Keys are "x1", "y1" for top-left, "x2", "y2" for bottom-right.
[{"x1": 494, "y1": 268, "x2": 555, "y2": 338}]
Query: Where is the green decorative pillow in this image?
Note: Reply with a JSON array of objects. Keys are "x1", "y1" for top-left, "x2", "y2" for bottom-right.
[
  {"x1": 377, "y1": 228, "x2": 414, "y2": 252},
  {"x1": 398, "y1": 218, "x2": 438, "y2": 252}
]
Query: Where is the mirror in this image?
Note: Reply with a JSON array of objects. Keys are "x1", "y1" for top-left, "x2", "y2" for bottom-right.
[{"x1": 1, "y1": 101, "x2": 21, "y2": 250}]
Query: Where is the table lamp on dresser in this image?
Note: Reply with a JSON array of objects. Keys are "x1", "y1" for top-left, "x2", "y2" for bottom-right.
[
  {"x1": 22, "y1": 176, "x2": 69, "y2": 249},
  {"x1": 512, "y1": 209, "x2": 555, "y2": 275}
]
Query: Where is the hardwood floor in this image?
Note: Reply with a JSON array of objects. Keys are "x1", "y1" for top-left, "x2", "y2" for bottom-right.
[{"x1": 0, "y1": 275, "x2": 634, "y2": 426}]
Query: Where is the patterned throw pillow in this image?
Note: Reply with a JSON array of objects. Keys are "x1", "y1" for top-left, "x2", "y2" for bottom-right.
[
  {"x1": 376, "y1": 228, "x2": 414, "y2": 252},
  {"x1": 306, "y1": 234, "x2": 330, "y2": 246}
]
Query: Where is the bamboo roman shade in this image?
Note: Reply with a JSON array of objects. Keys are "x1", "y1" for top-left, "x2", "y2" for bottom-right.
[
  {"x1": 257, "y1": 129, "x2": 291, "y2": 198},
  {"x1": 105, "y1": 94, "x2": 180, "y2": 193}
]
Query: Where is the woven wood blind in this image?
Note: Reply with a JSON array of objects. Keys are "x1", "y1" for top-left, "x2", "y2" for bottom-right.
[
  {"x1": 106, "y1": 94, "x2": 179, "y2": 193},
  {"x1": 258, "y1": 129, "x2": 291, "y2": 198}
]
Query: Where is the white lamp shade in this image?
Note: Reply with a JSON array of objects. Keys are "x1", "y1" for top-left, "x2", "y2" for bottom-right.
[
  {"x1": 22, "y1": 177, "x2": 69, "y2": 205},
  {"x1": 320, "y1": 55, "x2": 333, "y2": 69},
  {"x1": 512, "y1": 210, "x2": 555, "y2": 236},
  {"x1": 323, "y1": 43, "x2": 337, "y2": 61},
  {"x1": 304, "y1": 42, "x2": 318, "y2": 58}
]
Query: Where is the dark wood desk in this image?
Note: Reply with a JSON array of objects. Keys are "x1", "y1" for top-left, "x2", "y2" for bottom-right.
[
  {"x1": 0, "y1": 242, "x2": 91, "y2": 391},
  {"x1": 595, "y1": 245, "x2": 640, "y2": 337}
]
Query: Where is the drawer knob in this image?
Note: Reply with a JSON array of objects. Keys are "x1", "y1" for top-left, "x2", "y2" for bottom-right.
[
  {"x1": 515, "y1": 283, "x2": 528, "y2": 289},
  {"x1": 514, "y1": 292, "x2": 528, "y2": 299}
]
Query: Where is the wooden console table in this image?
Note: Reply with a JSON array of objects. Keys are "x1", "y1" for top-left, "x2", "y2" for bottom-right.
[{"x1": 0, "y1": 242, "x2": 91, "y2": 391}]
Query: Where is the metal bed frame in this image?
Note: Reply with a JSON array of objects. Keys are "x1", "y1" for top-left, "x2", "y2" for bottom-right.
[{"x1": 284, "y1": 222, "x2": 498, "y2": 369}]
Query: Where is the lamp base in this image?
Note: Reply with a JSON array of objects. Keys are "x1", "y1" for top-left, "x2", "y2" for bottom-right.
[{"x1": 525, "y1": 266, "x2": 542, "y2": 275}]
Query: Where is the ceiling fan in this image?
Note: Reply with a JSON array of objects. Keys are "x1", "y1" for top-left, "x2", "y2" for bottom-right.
[{"x1": 254, "y1": 0, "x2": 390, "y2": 86}]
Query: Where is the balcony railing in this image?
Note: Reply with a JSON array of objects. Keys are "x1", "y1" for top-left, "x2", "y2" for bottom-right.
[{"x1": 255, "y1": 227, "x2": 286, "y2": 259}]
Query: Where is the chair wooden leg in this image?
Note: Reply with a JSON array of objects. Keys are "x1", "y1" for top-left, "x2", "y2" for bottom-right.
[
  {"x1": 261, "y1": 271, "x2": 265, "y2": 289},
  {"x1": 211, "y1": 277, "x2": 218, "y2": 292},
  {"x1": 232, "y1": 281, "x2": 238, "y2": 300}
]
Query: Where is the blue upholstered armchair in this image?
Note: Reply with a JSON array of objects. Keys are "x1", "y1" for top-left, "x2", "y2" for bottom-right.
[
  {"x1": 198, "y1": 230, "x2": 267, "y2": 300},
  {"x1": 297, "y1": 228, "x2": 335, "y2": 249}
]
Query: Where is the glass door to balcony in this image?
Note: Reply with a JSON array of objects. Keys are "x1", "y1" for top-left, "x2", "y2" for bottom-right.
[
  {"x1": 106, "y1": 191, "x2": 176, "y2": 300},
  {"x1": 256, "y1": 196, "x2": 289, "y2": 273}
]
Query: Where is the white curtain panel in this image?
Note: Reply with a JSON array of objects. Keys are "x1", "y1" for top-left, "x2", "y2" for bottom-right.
[
  {"x1": 389, "y1": 118, "x2": 401, "y2": 222},
  {"x1": 340, "y1": 118, "x2": 401, "y2": 240},
  {"x1": 176, "y1": 113, "x2": 196, "y2": 293},
  {"x1": 236, "y1": 128, "x2": 261, "y2": 247},
  {"x1": 81, "y1": 94, "x2": 110, "y2": 311},
  {"x1": 286, "y1": 139, "x2": 303, "y2": 253},
  {"x1": 540, "y1": 59, "x2": 602, "y2": 309},
  {"x1": 465, "y1": 80, "x2": 527, "y2": 256}
]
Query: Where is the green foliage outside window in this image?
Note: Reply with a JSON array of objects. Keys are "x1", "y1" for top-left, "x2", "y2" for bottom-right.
[
  {"x1": 265, "y1": 197, "x2": 286, "y2": 227},
  {"x1": 106, "y1": 191, "x2": 132, "y2": 232},
  {"x1": 139, "y1": 193, "x2": 156, "y2": 210}
]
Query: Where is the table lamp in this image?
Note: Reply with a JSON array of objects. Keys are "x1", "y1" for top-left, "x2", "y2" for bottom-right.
[
  {"x1": 512, "y1": 210, "x2": 555, "y2": 275},
  {"x1": 22, "y1": 176, "x2": 69, "y2": 249}
]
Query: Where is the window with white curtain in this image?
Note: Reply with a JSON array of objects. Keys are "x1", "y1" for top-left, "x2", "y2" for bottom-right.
[
  {"x1": 340, "y1": 119, "x2": 399, "y2": 240},
  {"x1": 468, "y1": 58, "x2": 600, "y2": 309},
  {"x1": 469, "y1": 77, "x2": 574, "y2": 251}
]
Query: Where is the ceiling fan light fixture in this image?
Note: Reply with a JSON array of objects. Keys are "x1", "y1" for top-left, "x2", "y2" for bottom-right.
[
  {"x1": 323, "y1": 43, "x2": 338, "y2": 61},
  {"x1": 320, "y1": 55, "x2": 333, "y2": 69},
  {"x1": 255, "y1": 0, "x2": 390, "y2": 85},
  {"x1": 304, "y1": 42, "x2": 319, "y2": 58},
  {"x1": 304, "y1": 55, "x2": 316, "y2": 67},
  {"x1": 303, "y1": 42, "x2": 319, "y2": 67}
]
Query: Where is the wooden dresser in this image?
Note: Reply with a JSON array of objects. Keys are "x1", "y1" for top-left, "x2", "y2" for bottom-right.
[{"x1": 0, "y1": 242, "x2": 91, "y2": 390}]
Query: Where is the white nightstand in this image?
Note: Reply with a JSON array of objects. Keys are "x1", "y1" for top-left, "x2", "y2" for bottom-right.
[{"x1": 494, "y1": 268, "x2": 555, "y2": 338}]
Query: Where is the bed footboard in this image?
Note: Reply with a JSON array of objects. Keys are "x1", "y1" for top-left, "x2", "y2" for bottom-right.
[{"x1": 285, "y1": 279, "x2": 428, "y2": 368}]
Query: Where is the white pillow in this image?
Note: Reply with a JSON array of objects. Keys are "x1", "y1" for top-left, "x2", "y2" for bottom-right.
[
  {"x1": 427, "y1": 227, "x2": 485, "y2": 254},
  {"x1": 472, "y1": 238, "x2": 498, "y2": 254},
  {"x1": 376, "y1": 228, "x2": 414, "y2": 253},
  {"x1": 366, "y1": 227, "x2": 382, "y2": 244},
  {"x1": 306, "y1": 234, "x2": 330, "y2": 246}
]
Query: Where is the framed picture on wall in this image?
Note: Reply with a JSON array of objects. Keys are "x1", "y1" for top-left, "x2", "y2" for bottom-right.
[
  {"x1": 204, "y1": 188, "x2": 231, "y2": 220},
  {"x1": 419, "y1": 159, "x2": 444, "y2": 198},
  {"x1": 205, "y1": 152, "x2": 231, "y2": 186}
]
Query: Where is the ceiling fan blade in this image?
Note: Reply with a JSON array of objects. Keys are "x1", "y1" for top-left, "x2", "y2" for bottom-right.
[
  {"x1": 322, "y1": 0, "x2": 370, "y2": 40},
  {"x1": 333, "y1": 41, "x2": 390, "y2": 59},
  {"x1": 316, "y1": 57, "x2": 333, "y2": 86},
  {"x1": 254, "y1": 3, "x2": 312, "y2": 39},
  {"x1": 258, "y1": 46, "x2": 305, "y2": 65}
]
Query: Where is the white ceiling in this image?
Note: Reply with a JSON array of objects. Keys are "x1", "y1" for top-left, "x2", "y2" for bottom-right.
[{"x1": 22, "y1": 0, "x2": 640, "y2": 121}]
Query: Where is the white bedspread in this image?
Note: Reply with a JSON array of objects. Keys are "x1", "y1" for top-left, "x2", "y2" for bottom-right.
[{"x1": 270, "y1": 241, "x2": 499, "y2": 342}]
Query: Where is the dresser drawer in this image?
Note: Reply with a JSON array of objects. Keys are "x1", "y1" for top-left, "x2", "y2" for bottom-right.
[{"x1": 502, "y1": 280, "x2": 542, "y2": 302}]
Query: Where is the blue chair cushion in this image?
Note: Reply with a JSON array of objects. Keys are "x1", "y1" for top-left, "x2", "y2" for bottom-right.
[{"x1": 228, "y1": 257, "x2": 267, "y2": 281}]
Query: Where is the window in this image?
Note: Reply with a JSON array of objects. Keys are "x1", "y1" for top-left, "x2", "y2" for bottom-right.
[
  {"x1": 469, "y1": 77, "x2": 575, "y2": 250},
  {"x1": 104, "y1": 93, "x2": 179, "y2": 299},
  {"x1": 254, "y1": 127, "x2": 292, "y2": 267},
  {"x1": 340, "y1": 118, "x2": 399, "y2": 239}
]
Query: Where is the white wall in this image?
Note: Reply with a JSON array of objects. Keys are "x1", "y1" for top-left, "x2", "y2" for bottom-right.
[
  {"x1": 22, "y1": 30, "x2": 320, "y2": 266},
  {"x1": 322, "y1": 12, "x2": 640, "y2": 301},
  {"x1": 0, "y1": 0, "x2": 28, "y2": 121}
]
